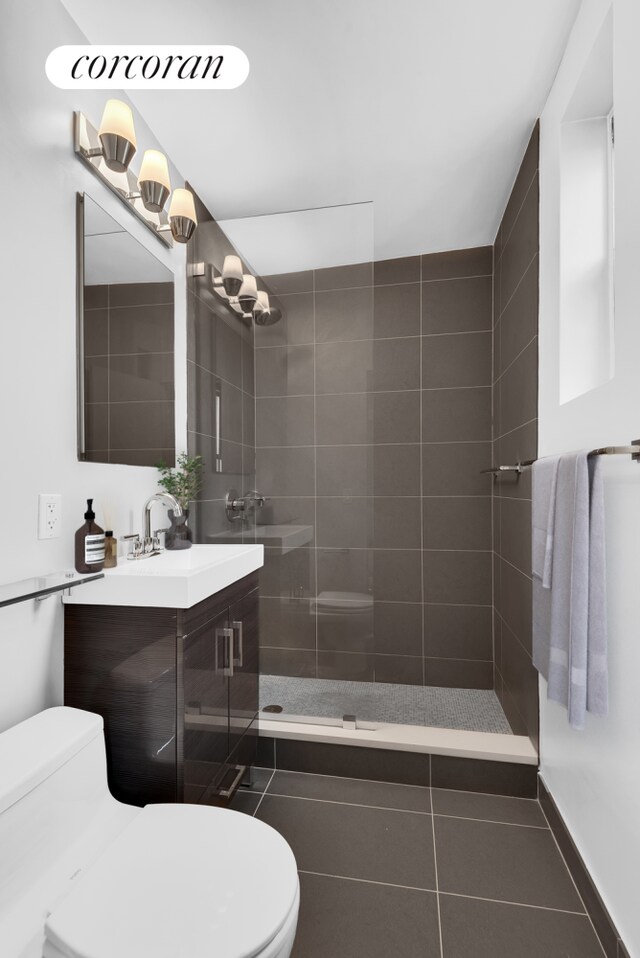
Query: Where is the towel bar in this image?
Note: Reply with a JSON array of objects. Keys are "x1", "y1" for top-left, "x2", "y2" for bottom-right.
[{"x1": 481, "y1": 441, "x2": 640, "y2": 477}]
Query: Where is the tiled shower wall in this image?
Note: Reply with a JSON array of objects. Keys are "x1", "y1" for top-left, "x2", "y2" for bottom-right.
[
  {"x1": 255, "y1": 251, "x2": 495, "y2": 689},
  {"x1": 186, "y1": 188, "x2": 256, "y2": 543},
  {"x1": 492, "y1": 122, "x2": 540, "y2": 741},
  {"x1": 83, "y1": 281, "x2": 175, "y2": 465}
]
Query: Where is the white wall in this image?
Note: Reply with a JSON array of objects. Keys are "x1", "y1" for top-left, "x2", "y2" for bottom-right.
[
  {"x1": 0, "y1": 0, "x2": 187, "y2": 732},
  {"x1": 539, "y1": 0, "x2": 640, "y2": 950}
]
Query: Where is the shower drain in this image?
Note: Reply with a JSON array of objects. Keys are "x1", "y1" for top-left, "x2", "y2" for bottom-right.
[{"x1": 262, "y1": 704, "x2": 284, "y2": 713}]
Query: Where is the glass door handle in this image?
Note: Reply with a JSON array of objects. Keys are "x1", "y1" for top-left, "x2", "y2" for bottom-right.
[
  {"x1": 231, "y1": 620, "x2": 243, "y2": 668},
  {"x1": 215, "y1": 626, "x2": 234, "y2": 676}
]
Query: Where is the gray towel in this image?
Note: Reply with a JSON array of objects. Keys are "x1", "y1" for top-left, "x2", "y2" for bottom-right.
[
  {"x1": 531, "y1": 452, "x2": 608, "y2": 729},
  {"x1": 532, "y1": 456, "x2": 560, "y2": 587}
]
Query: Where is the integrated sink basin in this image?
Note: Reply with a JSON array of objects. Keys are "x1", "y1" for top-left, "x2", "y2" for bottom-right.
[{"x1": 63, "y1": 544, "x2": 264, "y2": 609}]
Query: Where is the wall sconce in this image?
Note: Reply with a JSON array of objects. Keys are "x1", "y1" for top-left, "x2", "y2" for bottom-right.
[
  {"x1": 97, "y1": 99, "x2": 137, "y2": 172},
  {"x1": 221, "y1": 255, "x2": 244, "y2": 297},
  {"x1": 74, "y1": 104, "x2": 198, "y2": 249},
  {"x1": 237, "y1": 274, "x2": 258, "y2": 314},
  {"x1": 168, "y1": 188, "x2": 198, "y2": 244},
  {"x1": 138, "y1": 149, "x2": 171, "y2": 212}
]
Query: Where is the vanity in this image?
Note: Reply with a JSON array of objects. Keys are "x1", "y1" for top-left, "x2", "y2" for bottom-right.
[{"x1": 64, "y1": 544, "x2": 263, "y2": 807}]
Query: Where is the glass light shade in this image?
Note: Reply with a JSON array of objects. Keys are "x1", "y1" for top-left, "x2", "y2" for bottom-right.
[
  {"x1": 169, "y1": 188, "x2": 197, "y2": 223},
  {"x1": 138, "y1": 149, "x2": 171, "y2": 191},
  {"x1": 255, "y1": 290, "x2": 270, "y2": 313},
  {"x1": 238, "y1": 274, "x2": 258, "y2": 312},
  {"x1": 168, "y1": 188, "x2": 198, "y2": 243},
  {"x1": 98, "y1": 99, "x2": 136, "y2": 146},
  {"x1": 222, "y1": 255, "x2": 243, "y2": 297}
]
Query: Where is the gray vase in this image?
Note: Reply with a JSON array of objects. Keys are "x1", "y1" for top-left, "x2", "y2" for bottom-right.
[{"x1": 165, "y1": 508, "x2": 192, "y2": 550}]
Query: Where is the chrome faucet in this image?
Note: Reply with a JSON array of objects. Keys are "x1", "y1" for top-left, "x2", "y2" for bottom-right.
[
  {"x1": 124, "y1": 493, "x2": 185, "y2": 560},
  {"x1": 142, "y1": 492, "x2": 183, "y2": 543}
]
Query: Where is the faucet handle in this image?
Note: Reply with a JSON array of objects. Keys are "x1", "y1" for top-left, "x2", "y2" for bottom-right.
[{"x1": 123, "y1": 533, "x2": 143, "y2": 558}]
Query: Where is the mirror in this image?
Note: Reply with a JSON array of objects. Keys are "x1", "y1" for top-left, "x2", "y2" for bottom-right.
[{"x1": 77, "y1": 193, "x2": 175, "y2": 466}]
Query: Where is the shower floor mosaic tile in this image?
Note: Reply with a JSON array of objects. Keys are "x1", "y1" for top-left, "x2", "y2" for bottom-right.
[{"x1": 259, "y1": 675, "x2": 513, "y2": 734}]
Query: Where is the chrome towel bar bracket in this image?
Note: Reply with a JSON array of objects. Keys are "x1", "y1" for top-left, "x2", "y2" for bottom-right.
[{"x1": 481, "y1": 440, "x2": 640, "y2": 478}]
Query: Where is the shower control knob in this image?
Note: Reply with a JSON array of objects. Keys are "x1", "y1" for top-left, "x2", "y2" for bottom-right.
[{"x1": 225, "y1": 489, "x2": 268, "y2": 523}]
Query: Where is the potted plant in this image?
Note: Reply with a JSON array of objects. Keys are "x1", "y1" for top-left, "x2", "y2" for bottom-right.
[{"x1": 156, "y1": 453, "x2": 203, "y2": 550}]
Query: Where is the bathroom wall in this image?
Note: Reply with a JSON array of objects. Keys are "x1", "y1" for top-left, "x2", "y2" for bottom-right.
[
  {"x1": 84, "y1": 281, "x2": 175, "y2": 465},
  {"x1": 539, "y1": 0, "x2": 640, "y2": 951},
  {"x1": 492, "y1": 123, "x2": 540, "y2": 743},
  {"x1": 185, "y1": 189, "x2": 256, "y2": 544},
  {"x1": 255, "y1": 250, "x2": 494, "y2": 688},
  {"x1": 0, "y1": 0, "x2": 187, "y2": 732}
]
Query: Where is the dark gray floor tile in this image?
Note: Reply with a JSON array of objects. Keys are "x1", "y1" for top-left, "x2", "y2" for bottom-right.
[
  {"x1": 257, "y1": 795, "x2": 436, "y2": 888},
  {"x1": 432, "y1": 788, "x2": 547, "y2": 827},
  {"x1": 228, "y1": 790, "x2": 262, "y2": 815},
  {"x1": 439, "y1": 894, "x2": 603, "y2": 958},
  {"x1": 268, "y1": 770, "x2": 432, "y2": 812},
  {"x1": 241, "y1": 766, "x2": 273, "y2": 793},
  {"x1": 435, "y1": 816, "x2": 584, "y2": 911},
  {"x1": 293, "y1": 873, "x2": 440, "y2": 958}
]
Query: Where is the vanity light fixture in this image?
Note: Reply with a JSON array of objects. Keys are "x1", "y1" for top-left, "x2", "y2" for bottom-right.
[
  {"x1": 191, "y1": 261, "x2": 282, "y2": 326},
  {"x1": 74, "y1": 104, "x2": 199, "y2": 249},
  {"x1": 168, "y1": 188, "x2": 198, "y2": 243}
]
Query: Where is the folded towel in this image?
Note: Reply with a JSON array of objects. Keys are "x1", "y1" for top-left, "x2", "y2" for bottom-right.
[
  {"x1": 532, "y1": 452, "x2": 608, "y2": 730},
  {"x1": 587, "y1": 457, "x2": 608, "y2": 717},
  {"x1": 532, "y1": 456, "x2": 560, "y2": 587}
]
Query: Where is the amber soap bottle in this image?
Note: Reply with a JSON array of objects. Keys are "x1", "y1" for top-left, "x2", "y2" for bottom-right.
[{"x1": 75, "y1": 499, "x2": 105, "y2": 573}]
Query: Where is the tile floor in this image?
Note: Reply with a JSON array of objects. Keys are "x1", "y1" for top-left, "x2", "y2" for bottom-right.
[
  {"x1": 259, "y1": 675, "x2": 513, "y2": 734},
  {"x1": 230, "y1": 767, "x2": 605, "y2": 957}
]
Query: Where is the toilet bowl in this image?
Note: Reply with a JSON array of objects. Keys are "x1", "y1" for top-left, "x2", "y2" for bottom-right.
[{"x1": 0, "y1": 707, "x2": 299, "y2": 958}]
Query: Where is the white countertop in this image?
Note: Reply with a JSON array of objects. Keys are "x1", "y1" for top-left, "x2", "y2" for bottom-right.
[{"x1": 63, "y1": 544, "x2": 263, "y2": 609}]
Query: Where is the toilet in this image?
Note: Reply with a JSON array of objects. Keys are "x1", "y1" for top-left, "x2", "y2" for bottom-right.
[{"x1": 0, "y1": 707, "x2": 299, "y2": 958}]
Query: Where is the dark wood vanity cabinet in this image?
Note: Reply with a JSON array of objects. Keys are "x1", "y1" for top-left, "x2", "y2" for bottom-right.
[{"x1": 64, "y1": 572, "x2": 259, "y2": 807}]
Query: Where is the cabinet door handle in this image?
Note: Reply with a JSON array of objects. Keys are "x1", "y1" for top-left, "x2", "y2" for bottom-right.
[
  {"x1": 231, "y1": 620, "x2": 243, "y2": 668},
  {"x1": 215, "y1": 627, "x2": 234, "y2": 676}
]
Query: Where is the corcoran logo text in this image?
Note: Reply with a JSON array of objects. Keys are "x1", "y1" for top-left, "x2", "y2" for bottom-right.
[{"x1": 46, "y1": 45, "x2": 249, "y2": 90}]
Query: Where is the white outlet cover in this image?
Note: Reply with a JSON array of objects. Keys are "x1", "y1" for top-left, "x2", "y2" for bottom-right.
[{"x1": 38, "y1": 494, "x2": 62, "y2": 540}]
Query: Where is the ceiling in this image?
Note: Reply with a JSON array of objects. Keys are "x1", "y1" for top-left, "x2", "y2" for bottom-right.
[{"x1": 61, "y1": 0, "x2": 580, "y2": 263}]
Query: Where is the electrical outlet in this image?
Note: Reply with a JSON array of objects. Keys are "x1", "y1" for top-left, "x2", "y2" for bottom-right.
[{"x1": 38, "y1": 494, "x2": 62, "y2": 539}]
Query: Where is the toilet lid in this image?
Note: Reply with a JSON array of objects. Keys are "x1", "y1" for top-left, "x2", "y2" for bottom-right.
[{"x1": 44, "y1": 804, "x2": 299, "y2": 958}]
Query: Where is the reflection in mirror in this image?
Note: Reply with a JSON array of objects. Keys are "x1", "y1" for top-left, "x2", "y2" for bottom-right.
[{"x1": 78, "y1": 193, "x2": 175, "y2": 466}]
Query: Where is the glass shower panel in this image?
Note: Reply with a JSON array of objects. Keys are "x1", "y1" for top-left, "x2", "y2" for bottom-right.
[{"x1": 219, "y1": 203, "x2": 384, "y2": 725}]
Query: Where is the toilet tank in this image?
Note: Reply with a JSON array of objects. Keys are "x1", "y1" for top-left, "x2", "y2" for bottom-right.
[{"x1": 0, "y1": 707, "x2": 115, "y2": 913}]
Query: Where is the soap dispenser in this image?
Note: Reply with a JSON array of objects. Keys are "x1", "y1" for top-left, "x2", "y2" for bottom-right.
[{"x1": 75, "y1": 499, "x2": 105, "y2": 573}]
